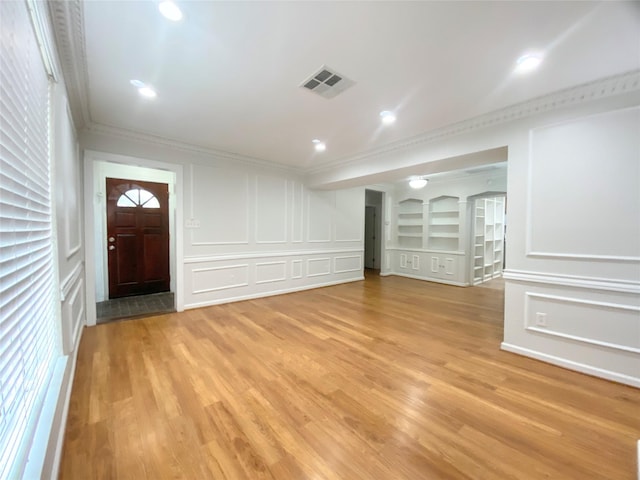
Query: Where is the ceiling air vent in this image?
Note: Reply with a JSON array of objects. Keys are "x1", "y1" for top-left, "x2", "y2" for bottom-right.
[{"x1": 300, "y1": 65, "x2": 355, "y2": 99}]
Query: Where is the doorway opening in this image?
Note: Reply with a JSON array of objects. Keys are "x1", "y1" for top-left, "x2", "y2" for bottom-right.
[
  {"x1": 85, "y1": 155, "x2": 180, "y2": 325},
  {"x1": 364, "y1": 189, "x2": 384, "y2": 274}
]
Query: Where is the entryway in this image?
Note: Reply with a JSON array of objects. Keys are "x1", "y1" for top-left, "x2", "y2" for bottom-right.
[{"x1": 106, "y1": 177, "x2": 170, "y2": 298}]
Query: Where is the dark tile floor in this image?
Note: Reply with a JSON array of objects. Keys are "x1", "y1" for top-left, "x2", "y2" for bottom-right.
[{"x1": 96, "y1": 292, "x2": 175, "y2": 324}]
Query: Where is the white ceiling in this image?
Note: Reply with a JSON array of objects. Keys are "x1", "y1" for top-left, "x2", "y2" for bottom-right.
[{"x1": 70, "y1": 1, "x2": 640, "y2": 169}]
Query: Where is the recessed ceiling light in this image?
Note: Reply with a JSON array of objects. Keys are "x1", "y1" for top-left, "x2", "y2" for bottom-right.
[
  {"x1": 515, "y1": 53, "x2": 543, "y2": 74},
  {"x1": 409, "y1": 177, "x2": 428, "y2": 189},
  {"x1": 312, "y1": 139, "x2": 326, "y2": 152},
  {"x1": 130, "y1": 79, "x2": 145, "y2": 88},
  {"x1": 138, "y1": 86, "x2": 157, "y2": 98},
  {"x1": 380, "y1": 110, "x2": 396, "y2": 125},
  {"x1": 159, "y1": 1, "x2": 183, "y2": 21}
]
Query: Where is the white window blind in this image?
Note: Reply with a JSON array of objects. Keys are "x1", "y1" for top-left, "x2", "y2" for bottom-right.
[{"x1": 0, "y1": 1, "x2": 58, "y2": 478}]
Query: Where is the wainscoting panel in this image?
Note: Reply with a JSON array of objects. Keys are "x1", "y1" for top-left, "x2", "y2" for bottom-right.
[
  {"x1": 525, "y1": 292, "x2": 640, "y2": 352},
  {"x1": 255, "y1": 175, "x2": 287, "y2": 244},
  {"x1": 307, "y1": 257, "x2": 331, "y2": 277},
  {"x1": 191, "y1": 165, "x2": 249, "y2": 245},
  {"x1": 184, "y1": 250, "x2": 363, "y2": 308},
  {"x1": 334, "y1": 255, "x2": 362, "y2": 274},
  {"x1": 503, "y1": 273, "x2": 640, "y2": 387},
  {"x1": 255, "y1": 261, "x2": 287, "y2": 285},
  {"x1": 192, "y1": 264, "x2": 250, "y2": 293},
  {"x1": 307, "y1": 190, "x2": 333, "y2": 243}
]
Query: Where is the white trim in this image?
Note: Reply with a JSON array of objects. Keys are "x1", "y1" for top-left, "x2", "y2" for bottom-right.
[
  {"x1": 191, "y1": 264, "x2": 249, "y2": 294},
  {"x1": 503, "y1": 269, "x2": 640, "y2": 294},
  {"x1": 184, "y1": 277, "x2": 364, "y2": 309},
  {"x1": 525, "y1": 106, "x2": 640, "y2": 263},
  {"x1": 333, "y1": 255, "x2": 363, "y2": 274},
  {"x1": 255, "y1": 175, "x2": 288, "y2": 244},
  {"x1": 307, "y1": 257, "x2": 332, "y2": 277},
  {"x1": 26, "y1": 0, "x2": 59, "y2": 80},
  {"x1": 184, "y1": 248, "x2": 364, "y2": 264},
  {"x1": 60, "y1": 261, "x2": 83, "y2": 300},
  {"x1": 387, "y1": 247, "x2": 465, "y2": 255},
  {"x1": 307, "y1": 71, "x2": 640, "y2": 176},
  {"x1": 525, "y1": 326, "x2": 640, "y2": 354},
  {"x1": 500, "y1": 342, "x2": 640, "y2": 388},
  {"x1": 291, "y1": 260, "x2": 303, "y2": 279},
  {"x1": 83, "y1": 151, "x2": 184, "y2": 326},
  {"x1": 387, "y1": 272, "x2": 469, "y2": 287},
  {"x1": 526, "y1": 252, "x2": 640, "y2": 262},
  {"x1": 255, "y1": 261, "x2": 287, "y2": 285}
]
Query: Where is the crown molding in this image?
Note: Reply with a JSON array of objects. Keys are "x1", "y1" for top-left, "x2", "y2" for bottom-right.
[
  {"x1": 49, "y1": 0, "x2": 639, "y2": 178},
  {"x1": 83, "y1": 121, "x2": 304, "y2": 174},
  {"x1": 48, "y1": 0, "x2": 91, "y2": 130},
  {"x1": 306, "y1": 70, "x2": 640, "y2": 176}
]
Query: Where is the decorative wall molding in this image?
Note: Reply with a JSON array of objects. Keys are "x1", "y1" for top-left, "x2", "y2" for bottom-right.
[
  {"x1": 503, "y1": 269, "x2": 640, "y2": 294},
  {"x1": 255, "y1": 261, "x2": 287, "y2": 284},
  {"x1": 184, "y1": 248, "x2": 363, "y2": 264},
  {"x1": 501, "y1": 342, "x2": 639, "y2": 388},
  {"x1": 307, "y1": 258, "x2": 331, "y2": 277},
  {"x1": 524, "y1": 292, "x2": 639, "y2": 353},
  {"x1": 255, "y1": 175, "x2": 288, "y2": 244},
  {"x1": 525, "y1": 326, "x2": 640, "y2": 355},
  {"x1": 525, "y1": 106, "x2": 640, "y2": 262},
  {"x1": 191, "y1": 264, "x2": 249, "y2": 294},
  {"x1": 307, "y1": 70, "x2": 640, "y2": 175},
  {"x1": 60, "y1": 261, "x2": 84, "y2": 300},
  {"x1": 47, "y1": 0, "x2": 640, "y2": 176},
  {"x1": 333, "y1": 255, "x2": 362, "y2": 274},
  {"x1": 291, "y1": 260, "x2": 303, "y2": 279},
  {"x1": 185, "y1": 277, "x2": 364, "y2": 310}
]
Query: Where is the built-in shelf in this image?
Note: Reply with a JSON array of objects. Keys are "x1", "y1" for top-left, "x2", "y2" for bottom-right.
[
  {"x1": 397, "y1": 198, "x2": 424, "y2": 249},
  {"x1": 472, "y1": 196, "x2": 505, "y2": 285},
  {"x1": 427, "y1": 196, "x2": 459, "y2": 251}
]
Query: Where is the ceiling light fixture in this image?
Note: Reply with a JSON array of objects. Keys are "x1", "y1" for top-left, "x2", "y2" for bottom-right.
[
  {"x1": 130, "y1": 79, "x2": 157, "y2": 98},
  {"x1": 409, "y1": 177, "x2": 428, "y2": 189},
  {"x1": 515, "y1": 53, "x2": 543, "y2": 74},
  {"x1": 380, "y1": 110, "x2": 396, "y2": 125},
  {"x1": 138, "y1": 86, "x2": 157, "y2": 98},
  {"x1": 312, "y1": 139, "x2": 326, "y2": 152},
  {"x1": 159, "y1": 1, "x2": 183, "y2": 21}
]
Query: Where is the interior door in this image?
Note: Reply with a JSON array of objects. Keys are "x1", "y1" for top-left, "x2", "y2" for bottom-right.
[
  {"x1": 364, "y1": 206, "x2": 376, "y2": 269},
  {"x1": 106, "y1": 178, "x2": 170, "y2": 299}
]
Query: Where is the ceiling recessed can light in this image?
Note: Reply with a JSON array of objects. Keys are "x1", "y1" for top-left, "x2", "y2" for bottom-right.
[
  {"x1": 380, "y1": 110, "x2": 396, "y2": 125},
  {"x1": 130, "y1": 79, "x2": 145, "y2": 88},
  {"x1": 515, "y1": 53, "x2": 543, "y2": 74},
  {"x1": 312, "y1": 139, "x2": 326, "y2": 152},
  {"x1": 409, "y1": 177, "x2": 428, "y2": 189},
  {"x1": 159, "y1": 1, "x2": 183, "y2": 21},
  {"x1": 138, "y1": 86, "x2": 157, "y2": 98}
]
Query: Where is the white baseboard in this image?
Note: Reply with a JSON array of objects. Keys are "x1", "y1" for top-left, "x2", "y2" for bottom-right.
[
  {"x1": 500, "y1": 342, "x2": 640, "y2": 388},
  {"x1": 184, "y1": 276, "x2": 365, "y2": 309},
  {"x1": 386, "y1": 272, "x2": 469, "y2": 287}
]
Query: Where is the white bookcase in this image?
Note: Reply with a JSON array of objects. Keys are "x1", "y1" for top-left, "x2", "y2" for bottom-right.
[{"x1": 472, "y1": 196, "x2": 505, "y2": 284}]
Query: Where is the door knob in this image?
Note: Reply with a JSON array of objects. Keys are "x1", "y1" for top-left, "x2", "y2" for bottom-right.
[
  {"x1": 108, "y1": 237, "x2": 115, "y2": 242},
  {"x1": 108, "y1": 245, "x2": 115, "y2": 251}
]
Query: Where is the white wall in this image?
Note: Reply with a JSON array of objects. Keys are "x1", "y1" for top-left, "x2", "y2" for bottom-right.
[
  {"x1": 307, "y1": 77, "x2": 640, "y2": 387},
  {"x1": 80, "y1": 131, "x2": 365, "y2": 314}
]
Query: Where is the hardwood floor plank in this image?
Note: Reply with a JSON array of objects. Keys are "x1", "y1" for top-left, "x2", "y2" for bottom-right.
[{"x1": 59, "y1": 274, "x2": 640, "y2": 479}]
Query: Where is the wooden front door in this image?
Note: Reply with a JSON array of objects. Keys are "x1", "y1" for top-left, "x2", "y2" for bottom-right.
[{"x1": 106, "y1": 178, "x2": 170, "y2": 299}]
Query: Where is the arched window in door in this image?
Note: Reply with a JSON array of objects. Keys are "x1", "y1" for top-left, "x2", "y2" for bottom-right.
[{"x1": 116, "y1": 188, "x2": 160, "y2": 208}]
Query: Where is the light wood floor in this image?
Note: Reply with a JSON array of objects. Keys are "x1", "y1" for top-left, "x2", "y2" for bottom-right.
[{"x1": 60, "y1": 274, "x2": 640, "y2": 479}]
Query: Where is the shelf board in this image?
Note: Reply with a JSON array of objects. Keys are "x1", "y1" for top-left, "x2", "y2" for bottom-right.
[
  {"x1": 398, "y1": 233, "x2": 422, "y2": 238},
  {"x1": 431, "y1": 210, "x2": 459, "y2": 215},
  {"x1": 429, "y1": 233, "x2": 459, "y2": 238},
  {"x1": 474, "y1": 256, "x2": 482, "y2": 259}
]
